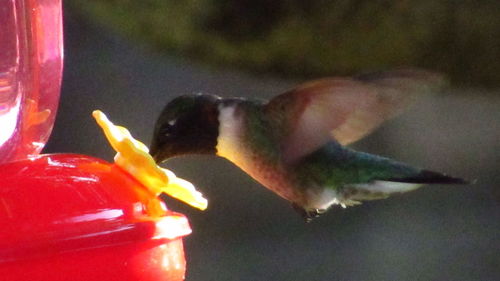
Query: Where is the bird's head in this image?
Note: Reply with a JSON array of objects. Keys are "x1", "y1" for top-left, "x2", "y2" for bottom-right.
[{"x1": 150, "y1": 94, "x2": 221, "y2": 163}]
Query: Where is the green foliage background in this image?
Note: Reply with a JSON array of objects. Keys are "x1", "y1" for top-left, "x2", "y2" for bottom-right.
[{"x1": 71, "y1": 0, "x2": 499, "y2": 87}]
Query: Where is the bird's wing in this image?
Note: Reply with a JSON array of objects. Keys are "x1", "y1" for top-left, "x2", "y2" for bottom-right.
[{"x1": 265, "y1": 69, "x2": 446, "y2": 163}]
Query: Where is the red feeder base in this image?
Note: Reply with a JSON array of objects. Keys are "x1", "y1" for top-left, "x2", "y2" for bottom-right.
[{"x1": 0, "y1": 154, "x2": 191, "y2": 281}]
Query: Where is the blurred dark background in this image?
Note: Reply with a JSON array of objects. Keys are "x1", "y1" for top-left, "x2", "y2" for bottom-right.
[
  {"x1": 71, "y1": 0, "x2": 500, "y2": 88},
  {"x1": 45, "y1": 2, "x2": 499, "y2": 281}
]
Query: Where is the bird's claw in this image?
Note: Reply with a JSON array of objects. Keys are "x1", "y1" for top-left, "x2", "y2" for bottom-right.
[{"x1": 292, "y1": 203, "x2": 324, "y2": 223}]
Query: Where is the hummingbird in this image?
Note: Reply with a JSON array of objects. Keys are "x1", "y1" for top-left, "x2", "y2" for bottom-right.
[{"x1": 149, "y1": 69, "x2": 467, "y2": 221}]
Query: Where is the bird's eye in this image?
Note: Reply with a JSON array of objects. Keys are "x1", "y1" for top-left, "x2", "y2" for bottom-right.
[
  {"x1": 159, "y1": 119, "x2": 178, "y2": 137},
  {"x1": 161, "y1": 124, "x2": 174, "y2": 136}
]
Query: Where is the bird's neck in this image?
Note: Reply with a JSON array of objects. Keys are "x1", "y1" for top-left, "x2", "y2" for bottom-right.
[
  {"x1": 215, "y1": 100, "x2": 281, "y2": 171},
  {"x1": 216, "y1": 102, "x2": 246, "y2": 163}
]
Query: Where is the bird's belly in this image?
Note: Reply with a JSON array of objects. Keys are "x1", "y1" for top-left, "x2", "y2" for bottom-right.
[
  {"x1": 216, "y1": 104, "x2": 340, "y2": 207},
  {"x1": 303, "y1": 187, "x2": 342, "y2": 210},
  {"x1": 216, "y1": 105, "x2": 300, "y2": 203},
  {"x1": 231, "y1": 152, "x2": 300, "y2": 203},
  {"x1": 218, "y1": 137, "x2": 348, "y2": 211},
  {"x1": 217, "y1": 136, "x2": 334, "y2": 208},
  {"x1": 218, "y1": 142, "x2": 298, "y2": 202}
]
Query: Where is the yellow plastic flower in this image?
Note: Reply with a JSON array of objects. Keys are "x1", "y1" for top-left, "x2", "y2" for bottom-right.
[{"x1": 92, "y1": 110, "x2": 208, "y2": 211}]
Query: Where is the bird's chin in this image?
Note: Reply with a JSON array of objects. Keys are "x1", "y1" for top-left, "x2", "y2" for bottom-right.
[
  {"x1": 151, "y1": 148, "x2": 181, "y2": 164},
  {"x1": 148, "y1": 141, "x2": 168, "y2": 163},
  {"x1": 151, "y1": 150, "x2": 173, "y2": 164},
  {"x1": 149, "y1": 146, "x2": 167, "y2": 164},
  {"x1": 152, "y1": 153, "x2": 164, "y2": 164}
]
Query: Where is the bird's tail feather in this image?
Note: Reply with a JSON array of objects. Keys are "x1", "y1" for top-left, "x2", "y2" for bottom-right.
[
  {"x1": 343, "y1": 170, "x2": 468, "y2": 202},
  {"x1": 387, "y1": 169, "x2": 469, "y2": 184}
]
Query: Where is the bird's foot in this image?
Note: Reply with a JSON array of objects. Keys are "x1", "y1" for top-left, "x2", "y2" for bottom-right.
[{"x1": 292, "y1": 203, "x2": 325, "y2": 223}]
